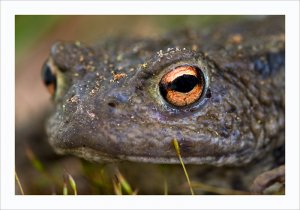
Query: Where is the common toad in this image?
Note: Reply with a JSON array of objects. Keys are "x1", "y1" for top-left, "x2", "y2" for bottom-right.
[{"x1": 42, "y1": 16, "x2": 285, "y2": 194}]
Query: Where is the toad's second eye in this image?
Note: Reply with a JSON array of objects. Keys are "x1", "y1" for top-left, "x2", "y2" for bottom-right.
[
  {"x1": 159, "y1": 65, "x2": 205, "y2": 107},
  {"x1": 42, "y1": 62, "x2": 57, "y2": 96}
]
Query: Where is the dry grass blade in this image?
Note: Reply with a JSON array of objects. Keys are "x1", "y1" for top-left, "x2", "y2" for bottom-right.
[
  {"x1": 112, "y1": 176, "x2": 122, "y2": 195},
  {"x1": 164, "y1": 178, "x2": 168, "y2": 195},
  {"x1": 172, "y1": 138, "x2": 195, "y2": 195},
  {"x1": 191, "y1": 181, "x2": 250, "y2": 195},
  {"x1": 15, "y1": 171, "x2": 24, "y2": 195}
]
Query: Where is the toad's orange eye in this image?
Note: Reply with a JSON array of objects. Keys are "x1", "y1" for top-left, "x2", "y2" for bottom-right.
[
  {"x1": 42, "y1": 62, "x2": 57, "y2": 96},
  {"x1": 159, "y1": 65, "x2": 204, "y2": 107}
]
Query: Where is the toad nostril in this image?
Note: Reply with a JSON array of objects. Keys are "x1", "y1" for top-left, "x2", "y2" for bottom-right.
[
  {"x1": 107, "y1": 90, "x2": 129, "y2": 104},
  {"x1": 108, "y1": 102, "x2": 117, "y2": 108},
  {"x1": 206, "y1": 89, "x2": 212, "y2": 98}
]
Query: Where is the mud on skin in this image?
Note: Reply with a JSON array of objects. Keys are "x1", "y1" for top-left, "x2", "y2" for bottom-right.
[{"x1": 42, "y1": 16, "x2": 285, "y2": 194}]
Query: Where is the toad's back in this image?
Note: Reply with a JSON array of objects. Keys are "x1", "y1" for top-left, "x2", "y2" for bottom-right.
[{"x1": 43, "y1": 16, "x2": 284, "y2": 166}]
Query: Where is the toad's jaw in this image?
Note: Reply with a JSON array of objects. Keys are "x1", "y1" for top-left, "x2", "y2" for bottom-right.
[{"x1": 54, "y1": 146, "x2": 253, "y2": 166}]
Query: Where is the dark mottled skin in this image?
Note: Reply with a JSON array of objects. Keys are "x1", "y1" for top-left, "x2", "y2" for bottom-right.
[{"x1": 45, "y1": 16, "x2": 284, "y2": 192}]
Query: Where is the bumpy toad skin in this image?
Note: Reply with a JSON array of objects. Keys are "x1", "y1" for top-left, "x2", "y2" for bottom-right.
[{"x1": 44, "y1": 16, "x2": 285, "y2": 166}]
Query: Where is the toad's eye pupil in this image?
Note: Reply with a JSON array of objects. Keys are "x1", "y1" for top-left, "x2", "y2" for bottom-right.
[
  {"x1": 159, "y1": 65, "x2": 205, "y2": 107},
  {"x1": 42, "y1": 64, "x2": 55, "y2": 85},
  {"x1": 169, "y1": 75, "x2": 199, "y2": 93},
  {"x1": 42, "y1": 62, "x2": 57, "y2": 96}
]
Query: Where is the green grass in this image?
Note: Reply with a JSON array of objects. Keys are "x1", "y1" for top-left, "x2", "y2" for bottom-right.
[
  {"x1": 63, "y1": 172, "x2": 77, "y2": 195},
  {"x1": 16, "y1": 146, "x2": 256, "y2": 195},
  {"x1": 172, "y1": 138, "x2": 194, "y2": 195},
  {"x1": 15, "y1": 171, "x2": 24, "y2": 195}
]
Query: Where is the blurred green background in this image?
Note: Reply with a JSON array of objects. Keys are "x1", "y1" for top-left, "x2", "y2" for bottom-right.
[{"x1": 16, "y1": 15, "x2": 247, "y2": 62}]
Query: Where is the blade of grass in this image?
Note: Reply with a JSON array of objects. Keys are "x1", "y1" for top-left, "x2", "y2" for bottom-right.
[
  {"x1": 68, "y1": 174, "x2": 78, "y2": 195},
  {"x1": 63, "y1": 171, "x2": 78, "y2": 195},
  {"x1": 112, "y1": 175, "x2": 122, "y2": 195},
  {"x1": 63, "y1": 182, "x2": 68, "y2": 195},
  {"x1": 191, "y1": 181, "x2": 250, "y2": 195},
  {"x1": 25, "y1": 147, "x2": 44, "y2": 172},
  {"x1": 63, "y1": 173, "x2": 68, "y2": 195},
  {"x1": 132, "y1": 189, "x2": 139, "y2": 195},
  {"x1": 15, "y1": 171, "x2": 24, "y2": 195},
  {"x1": 172, "y1": 138, "x2": 194, "y2": 195},
  {"x1": 115, "y1": 169, "x2": 134, "y2": 195},
  {"x1": 164, "y1": 178, "x2": 168, "y2": 195},
  {"x1": 25, "y1": 146, "x2": 61, "y2": 187}
]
